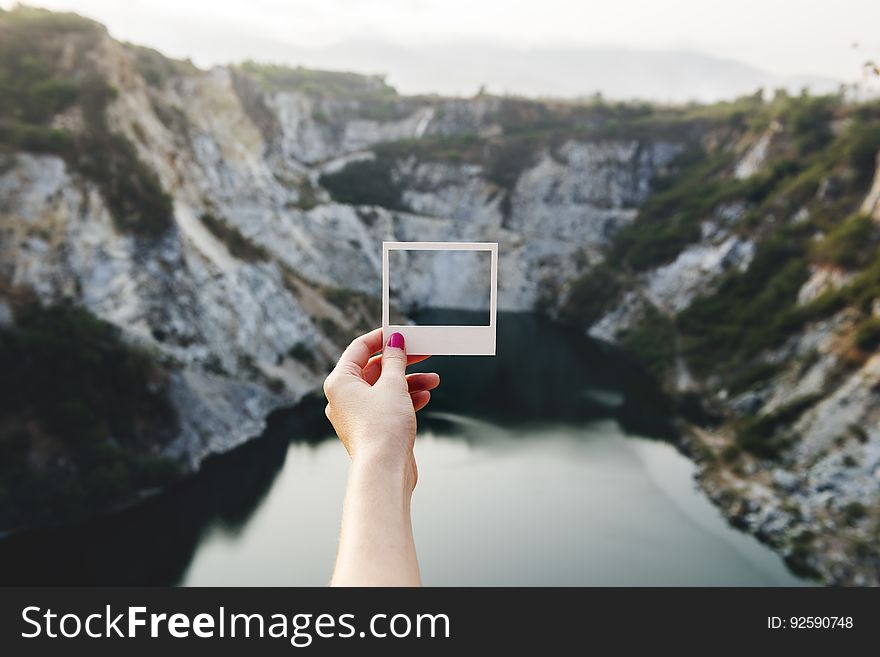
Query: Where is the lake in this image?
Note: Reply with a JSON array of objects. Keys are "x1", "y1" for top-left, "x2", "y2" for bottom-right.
[{"x1": 0, "y1": 313, "x2": 807, "y2": 586}]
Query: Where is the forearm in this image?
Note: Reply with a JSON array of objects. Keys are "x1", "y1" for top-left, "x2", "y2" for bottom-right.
[{"x1": 330, "y1": 451, "x2": 420, "y2": 586}]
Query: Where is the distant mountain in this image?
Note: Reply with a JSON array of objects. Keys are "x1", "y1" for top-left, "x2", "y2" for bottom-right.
[{"x1": 197, "y1": 36, "x2": 841, "y2": 102}]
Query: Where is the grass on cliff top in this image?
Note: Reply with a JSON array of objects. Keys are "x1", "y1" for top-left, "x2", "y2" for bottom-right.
[
  {"x1": 0, "y1": 6, "x2": 174, "y2": 237},
  {"x1": 125, "y1": 43, "x2": 198, "y2": 88},
  {"x1": 235, "y1": 61, "x2": 420, "y2": 122},
  {"x1": 608, "y1": 92, "x2": 853, "y2": 273},
  {"x1": 0, "y1": 302, "x2": 181, "y2": 530},
  {"x1": 319, "y1": 92, "x2": 848, "y2": 226},
  {"x1": 236, "y1": 61, "x2": 398, "y2": 99}
]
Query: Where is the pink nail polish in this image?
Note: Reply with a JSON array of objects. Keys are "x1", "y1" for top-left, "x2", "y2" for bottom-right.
[{"x1": 387, "y1": 332, "x2": 405, "y2": 349}]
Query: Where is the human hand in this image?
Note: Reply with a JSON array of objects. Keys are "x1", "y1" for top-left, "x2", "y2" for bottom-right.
[{"x1": 323, "y1": 328, "x2": 439, "y2": 490}]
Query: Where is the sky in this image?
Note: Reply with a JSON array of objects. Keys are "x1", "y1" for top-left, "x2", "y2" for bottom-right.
[{"x1": 4, "y1": 0, "x2": 880, "y2": 96}]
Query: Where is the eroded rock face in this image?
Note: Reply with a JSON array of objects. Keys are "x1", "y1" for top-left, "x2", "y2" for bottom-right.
[
  {"x1": 1, "y1": 38, "x2": 679, "y2": 469},
  {"x1": 0, "y1": 154, "x2": 316, "y2": 467},
  {"x1": 642, "y1": 234, "x2": 754, "y2": 313}
]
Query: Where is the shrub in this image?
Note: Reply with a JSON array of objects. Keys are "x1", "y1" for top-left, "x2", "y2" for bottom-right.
[
  {"x1": 802, "y1": 257, "x2": 880, "y2": 323},
  {"x1": 126, "y1": 44, "x2": 195, "y2": 88},
  {"x1": 559, "y1": 265, "x2": 623, "y2": 328},
  {"x1": 319, "y1": 155, "x2": 406, "y2": 210},
  {"x1": 782, "y1": 94, "x2": 839, "y2": 155},
  {"x1": 854, "y1": 317, "x2": 880, "y2": 352},
  {"x1": 678, "y1": 237, "x2": 809, "y2": 375},
  {"x1": 619, "y1": 305, "x2": 676, "y2": 379},
  {"x1": 0, "y1": 9, "x2": 174, "y2": 237},
  {"x1": 76, "y1": 128, "x2": 175, "y2": 237},
  {"x1": 720, "y1": 444, "x2": 742, "y2": 463},
  {"x1": 236, "y1": 61, "x2": 397, "y2": 99},
  {"x1": 849, "y1": 423, "x2": 870, "y2": 443},
  {"x1": 0, "y1": 302, "x2": 180, "y2": 528},
  {"x1": 734, "y1": 394, "x2": 820, "y2": 459},
  {"x1": 846, "y1": 123, "x2": 880, "y2": 186},
  {"x1": 726, "y1": 361, "x2": 783, "y2": 396},
  {"x1": 484, "y1": 135, "x2": 543, "y2": 190},
  {"x1": 287, "y1": 342, "x2": 317, "y2": 369},
  {"x1": 199, "y1": 213, "x2": 268, "y2": 262},
  {"x1": 812, "y1": 214, "x2": 880, "y2": 269},
  {"x1": 843, "y1": 501, "x2": 867, "y2": 526},
  {"x1": 609, "y1": 147, "x2": 735, "y2": 271}
]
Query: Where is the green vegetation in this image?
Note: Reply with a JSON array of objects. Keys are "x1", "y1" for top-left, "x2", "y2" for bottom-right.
[
  {"x1": 483, "y1": 134, "x2": 546, "y2": 190},
  {"x1": 799, "y1": 257, "x2": 880, "y2": 326},
  {"x1": 849, "y1": 424, "x2": 870, "y2": 444},
  {"x1": 843, "y1": 501, "x2": 867, "y2": 526},
  {"x1": 236, "y1": 61, "x2": 396, "y2": 98},
  {"x1": 375, "y1": 134, "x2": 485, "y2": 164},
  {"x1": 786, "y1": 530, "x2": 821, "y2": 579},
  {"x1": 315, "y1": 93, "x2": 794, "y2": 220},
  {"x1": 76, "y1": 80, "x2": 175, "y2": 236},
  {"x1": 312, "y1": 84, "x2": 877, "y2": 468},
  {"x1": 234, "y1": 61, "x2": 415, "y2": 122},
  {"x1": 726, "y1": 361, "x2": 784, "y2": 396},
  {"x1": 610, "y1": 149, "x2": 803, "y2": 271},
  {"x1": 619, "y1": 305, "x2": 676, "y2": 379},
  {"x1": 319, "y1": 155, "x2": 406, "y2": 209},
  {"x1": 812, "y1": 214, "x2": 880, "y2": 269},
  {"x1": 125, "y1": 44, "x2": 196, "y2": 88},
  {"x1": 559, "y1": 264, "x2": 623, "y2": 327},
  {"x1": 199, "y1": 213, "x2": 269, "y2": 262},
  {"x1": 0, "y1": 6, "x2": 173, "y2": 237},
  {"x1": 0, "y1": 303, "x2": 180, "y2": 529},
  {"x1": 854, "y1": 317, "x2": 880, "y2": 352},
  {"x1": 324, "y1": 285, "x2": 381, "y2": 321},
  {"x1": 734, "y1": 394, "x2": 821, "y2": 458},
  {"x1": 678, "y1": 237, "x2": 810, "y2": 376},
  {"x1": 720, "y1": 444, "x2": 742, "y2": 464},
  {"x1": 287, "y1": 342, "x2": 317, "y2": 369},
  {"x1": 784, "y1": 94, "x2": 839, "y2": 155},
  {"x1": 609, "y1": 146, "x2": 727, "y2": 270},
  {"x1": 845, "y1": 122, "x2": 880, "y2": 186},
  {"x1": 0, "y1": 7, "x2": 98, "y2": 146}
]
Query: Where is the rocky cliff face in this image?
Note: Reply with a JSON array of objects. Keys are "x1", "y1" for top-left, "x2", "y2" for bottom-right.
[
  {"x1": 2, "y1": 9, "x2": 879, "y2": 582},
  {"x1": 572, "y1": 99, "x2": 880, "y2": 584},
  {"x1": 0, "y1": 22, "x2": 681, "y2": 471}
]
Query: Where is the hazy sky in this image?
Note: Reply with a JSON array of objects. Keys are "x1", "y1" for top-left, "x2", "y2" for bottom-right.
[{"x1": 5, "y1": 0, "x2": 879, "y2": 83}]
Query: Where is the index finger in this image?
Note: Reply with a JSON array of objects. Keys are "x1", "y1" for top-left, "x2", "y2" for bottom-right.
[{"x1": 335, "y1": 327, "x2": 384, "y2": 375}]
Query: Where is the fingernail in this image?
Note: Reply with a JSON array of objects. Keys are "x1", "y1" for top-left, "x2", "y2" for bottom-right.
[{"x1": 387, "y1": 332, "x2": 405, "y2": 349}]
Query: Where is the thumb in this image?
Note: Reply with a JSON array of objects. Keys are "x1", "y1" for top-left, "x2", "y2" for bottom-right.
[{"x1": 379, "y1": 331, "x2": 407, "y2": 384}]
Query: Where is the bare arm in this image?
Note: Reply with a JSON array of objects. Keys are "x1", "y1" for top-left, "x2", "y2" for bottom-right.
[
  {"x1": 323, "y1": 329, "x2": 438, "y2": 586},
  {"x1": 332, "y1": 449, "x2": 419, "y2": 586}
]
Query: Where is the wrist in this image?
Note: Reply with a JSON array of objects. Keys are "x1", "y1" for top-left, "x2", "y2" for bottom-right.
[{"x1": 351, "y1": 446, "x2": 416, "y2": 491}]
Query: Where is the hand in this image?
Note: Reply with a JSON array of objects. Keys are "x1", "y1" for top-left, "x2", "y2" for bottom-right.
[{"x1": 323, "y1": 328, "x2": 439, "y2": 490}]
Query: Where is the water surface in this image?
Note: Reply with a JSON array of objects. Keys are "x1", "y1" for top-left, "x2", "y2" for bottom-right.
[{"x1": 0, "y1": 313, "x2": 806, "y2": 586}]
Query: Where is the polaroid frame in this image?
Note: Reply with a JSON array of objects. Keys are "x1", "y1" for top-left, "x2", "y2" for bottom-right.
[{"x1": 382, "y1": 241, "x2": 498, "y2": 356}]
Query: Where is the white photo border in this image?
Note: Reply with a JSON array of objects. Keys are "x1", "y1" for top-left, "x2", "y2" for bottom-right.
[{"x1": 382, "y1": 241, "x2": 498, "y2": 356}]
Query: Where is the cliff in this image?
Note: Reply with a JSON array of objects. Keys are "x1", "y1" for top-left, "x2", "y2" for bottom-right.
[{"x1": 1, "y1": 8, "x2": 879, "y2": 583}]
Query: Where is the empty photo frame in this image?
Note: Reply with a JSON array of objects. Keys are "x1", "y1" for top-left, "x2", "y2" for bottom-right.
[{"x1": 382, "y1": 241, "x2": 498, "y2": 355}]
